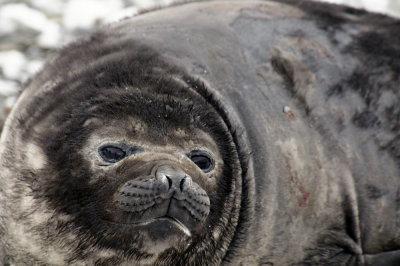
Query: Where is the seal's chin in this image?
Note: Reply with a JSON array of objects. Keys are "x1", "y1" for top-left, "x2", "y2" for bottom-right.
[
  {"x1": 139, "y1": 217, "x2": 193, "y2": 255},
  {"x1": 102, "y1": 214, "x2": 193, "y2": 253}
]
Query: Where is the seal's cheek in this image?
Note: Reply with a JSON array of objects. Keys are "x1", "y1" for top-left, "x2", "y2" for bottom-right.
[{"x1": 25, "y1": 142, "x2": 47, "y2": 170}]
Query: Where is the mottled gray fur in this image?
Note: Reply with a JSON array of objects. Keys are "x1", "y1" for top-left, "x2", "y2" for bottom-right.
[{"x1": 1, "y1": 1, "x2": 400, "y2": 265}]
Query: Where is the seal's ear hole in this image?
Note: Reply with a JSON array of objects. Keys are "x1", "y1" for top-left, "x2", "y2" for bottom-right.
[
  {"x1": 188, "y1": 150, "x2": 215, "y2": 173},
  {"x1": 99, "y1": 143, "x2": 143, "y2": 163}
]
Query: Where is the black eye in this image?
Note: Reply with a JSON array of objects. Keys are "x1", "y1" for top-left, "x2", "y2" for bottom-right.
[
  {"x1": 188, "y1": 150, "x2": 215, "y2": 173},
  {"x1": 99, "y1": 144, "x2": 143, "y2": 163},
  {"x1": 99, "y1": 146, "x2": 126, "y2": 163}
]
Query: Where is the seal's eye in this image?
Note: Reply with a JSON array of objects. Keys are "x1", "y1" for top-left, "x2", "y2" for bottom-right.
[
  {"x1": 99, "y1": 146, "x2": 126, "y2": 163},
  {"x1": 188, "y1": 150, "x2": 215, "y2": 173},
  {"x1": 99, "y1": 144, "x2": 144, "y2": 164}
]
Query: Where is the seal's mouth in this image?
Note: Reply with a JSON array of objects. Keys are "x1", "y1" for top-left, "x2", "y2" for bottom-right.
[
  {"x1": 104, "y1": 215, "x2": 192, "y2": 237},
  {"x1": 155, "y1": 216, "x2": 192, "y2": 237}
]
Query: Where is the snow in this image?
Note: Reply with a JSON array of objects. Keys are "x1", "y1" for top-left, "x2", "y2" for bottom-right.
[
  {"x1": 0, "y1": 50, "x2": 27, "y2": 80},
  {"x1": 25, "y1": 60, "x2": 44, "y2": 77},
  {"x1": 0, "y1": 3, "x2": 54, "y2": 32},
  {"x1": 0, "y1": 80, "x2": 19, "y2": 97},
  {"x1": 317, "y1": 0, "x2": 399, "y2": 16},
  {"x1": 37, "y1": 22, "x2": 62, "y2": 48},
  {"x1": 62, "y1": 0, "x2": 124, "y2": 30},
  {"x1": 28, "y1": 0, "x2": 66, "y2": 15}
]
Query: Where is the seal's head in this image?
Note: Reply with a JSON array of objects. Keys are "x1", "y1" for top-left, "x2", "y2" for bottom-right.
[
  {"x1": 49, "y1": 89, "x2": 229, "y2": 258},
  {"x1": 0, "y1": 42, "x2": 246, "y2": 265}
]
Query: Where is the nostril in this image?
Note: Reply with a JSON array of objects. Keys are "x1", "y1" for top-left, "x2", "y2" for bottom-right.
[
  {"x1": 179, "y1": 176, "x2": 192, "y2": 192},
  {"x1": 166, "y1": 175, "x2": 172, "y2": 189},
  {"x1": 179, "y1": 178, "x2": 185, "y2": 192}
]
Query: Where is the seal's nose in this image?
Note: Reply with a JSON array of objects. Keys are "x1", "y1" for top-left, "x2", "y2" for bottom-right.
[{"x1": 155, "y1": 165, "x2": 192, "y2": 192}]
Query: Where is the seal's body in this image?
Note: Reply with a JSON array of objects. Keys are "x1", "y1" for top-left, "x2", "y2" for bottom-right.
[{"x1": 1, "y1": 1, "x2": 399, "y2": 265}]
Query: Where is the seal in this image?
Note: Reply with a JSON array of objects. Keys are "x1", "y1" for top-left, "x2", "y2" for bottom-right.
[{"x1": 1, "y1": 1, "x2": 399, "y2": 265}]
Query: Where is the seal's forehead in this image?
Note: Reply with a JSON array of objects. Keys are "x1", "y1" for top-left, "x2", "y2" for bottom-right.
[
  {"x1": 83, "y1": 116, "x2": 147, "y2": 137},
  {"x1": 84, "y1": 115, "x2": 219, "y2": 150}
]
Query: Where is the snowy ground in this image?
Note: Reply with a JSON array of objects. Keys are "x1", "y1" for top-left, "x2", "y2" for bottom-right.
[{"x1": 0, "y1": 0, "x2": 399, "y2": 130}]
